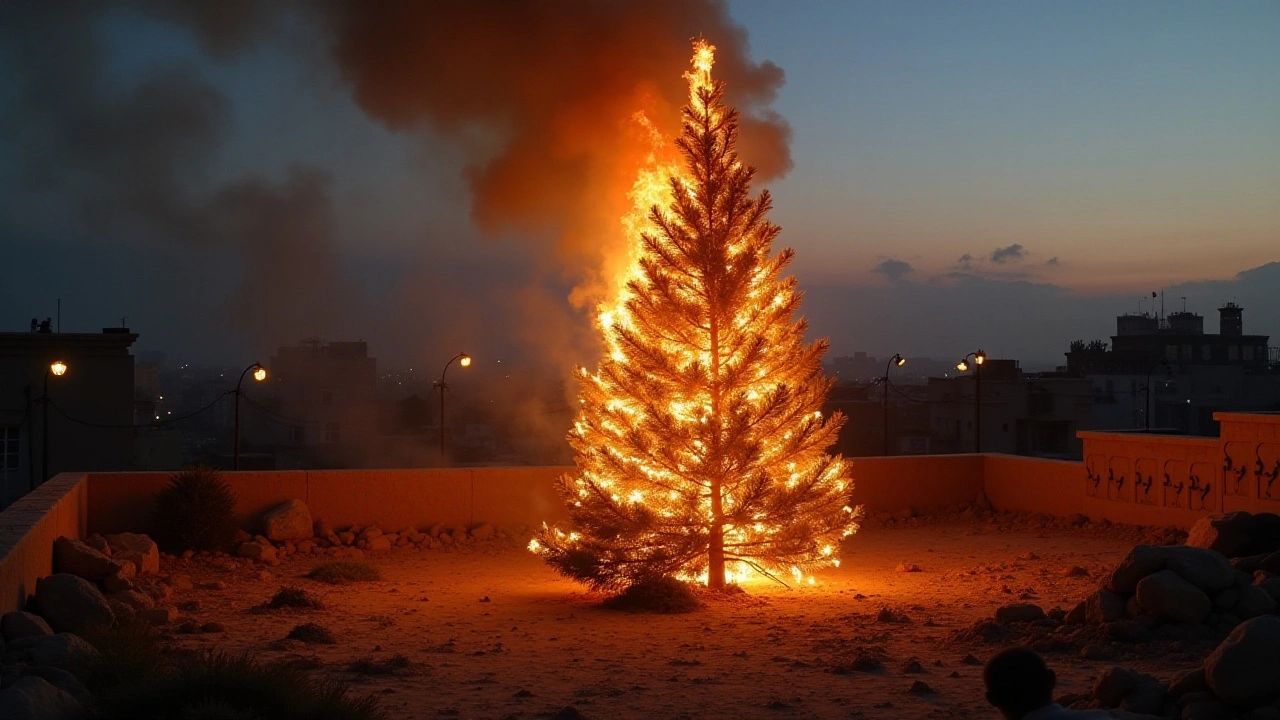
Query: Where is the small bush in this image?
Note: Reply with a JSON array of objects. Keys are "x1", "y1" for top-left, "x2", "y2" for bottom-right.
[
  {"x1": 98, "y1": 650, "x2": 384, "y2": 720},
  {"x1": 287, "y1": 623, "x2": 336, "y2": 644},
  {"x1": 601, "y1": 576, "x2": 702, "y2": 614},
  {"x1": 347, "y1": 654, "x2": 415, "y2": 677},
  {"x1": 265, "y1": 586, "x2": 323, "y2": 610},
  {"x1": 152, "y1": 467, "x2": 240, "y2": 552},
  {"x1": 79, "y1": 614, "x2": 166, "y2": 694},
  {"x1": 307, "y1": 561, "x2": 381, "y2": 585}
]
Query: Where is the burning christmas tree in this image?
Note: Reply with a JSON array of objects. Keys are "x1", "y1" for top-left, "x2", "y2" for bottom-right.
[{"x1": 532, "y1": 41, "x2": 859, "y2": 591}]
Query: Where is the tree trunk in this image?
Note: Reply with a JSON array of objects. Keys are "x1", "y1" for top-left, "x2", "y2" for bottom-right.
[{"x1": 707, "y1": 281, "x2": 725, "y2": 590}]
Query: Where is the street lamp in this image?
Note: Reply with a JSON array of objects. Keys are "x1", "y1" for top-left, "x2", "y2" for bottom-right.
[
  {"x1": 41, "y1": 360, "x2": 68, "y2": 485},
  {"x1": 435, "y1": 352, "x2": 472, "y2": 461},
  {"x1": 956, "y1": 350, "x2": 987, "y2": 453},
  {"x1": 233, "y1": 362, "x2": 267, "y2": 470},
  {"x1": 882, "y1": 354, "x2": 906, "y2": 456}
]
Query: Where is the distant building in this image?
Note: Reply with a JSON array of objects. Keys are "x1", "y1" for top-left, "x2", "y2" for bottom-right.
[
  {"x1": 255, "y1": 339, "x2": 379, "y2": 468},
  {"x1": 1064, "y1": 304, "x2": 1280, "y2": 435},
  {"x1": 0, "y1": 328, "x2": 138, "y2": 506},
  {"x1": 928, "y1": 359, "x2": 1094, "y2": 459}
]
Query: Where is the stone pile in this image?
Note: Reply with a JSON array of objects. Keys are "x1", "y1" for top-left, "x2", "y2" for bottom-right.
[
  {"x1": 230, "y1": 498, "x2": 515, "y2": 565},
  {"x1": 1, "y1": 530, "x2": 188, "y2": 718}
]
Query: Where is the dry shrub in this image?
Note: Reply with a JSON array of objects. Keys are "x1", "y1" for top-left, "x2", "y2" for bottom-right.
[
  {"x1": 152, "y1": 467, "x2": 240, "y2": 552},
  {"x1": 287, "y1": 623, "x2": 336, "y2": 644},
  {"x1": 347, "y1": 654, "x2": 415, "y2": 677},
  {"x1": 601, "y1": 576, "x2": 701, "y2": 614},
  {"x1": 264, "y1": 586, "x2": 323, "y2": 610}
]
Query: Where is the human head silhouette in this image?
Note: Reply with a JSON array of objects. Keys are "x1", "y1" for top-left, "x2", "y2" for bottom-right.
[{"x1": 984, "y1": 647, "x2": 1055, "y2": 720}]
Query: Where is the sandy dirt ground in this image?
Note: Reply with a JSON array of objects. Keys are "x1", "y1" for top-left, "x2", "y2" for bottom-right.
[{"x1": 156, "y1": 521, "x2": 1199, "y2": 720}]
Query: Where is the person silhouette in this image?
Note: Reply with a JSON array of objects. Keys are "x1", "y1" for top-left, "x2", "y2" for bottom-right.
[{"x1": 984, "y1": 647, "x2": 1112, "y2": 719}]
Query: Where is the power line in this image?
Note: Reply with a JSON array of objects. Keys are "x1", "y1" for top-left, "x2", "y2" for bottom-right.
[{"x1": 50, "y1": 391, "x2": 232, "y2": 429}]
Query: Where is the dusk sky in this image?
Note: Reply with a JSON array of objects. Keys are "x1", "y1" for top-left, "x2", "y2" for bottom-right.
[{"x1": 2, "y1": 1, "x2": 1276, "y2": 370}]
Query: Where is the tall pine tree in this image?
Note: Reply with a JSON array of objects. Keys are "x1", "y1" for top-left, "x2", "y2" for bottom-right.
[{"x1": 533, "y1": 41, "x2": 859, "y2": 591}]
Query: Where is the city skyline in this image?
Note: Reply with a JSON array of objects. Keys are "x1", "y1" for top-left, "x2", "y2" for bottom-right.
[{"x1": 1, "y1": 1, "x2": 1276, "y2": 369}]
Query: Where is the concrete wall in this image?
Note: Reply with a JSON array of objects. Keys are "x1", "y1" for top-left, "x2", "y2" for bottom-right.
[
  {"x1": 0, "y1": 473, "x2": 87, "y2": 614},
  {"x1": 846, "y1": 454, "x2": 985, "y2": 513},
  {"x1": 984, "y1": 454, "x2": 1084, "y2": 516}
]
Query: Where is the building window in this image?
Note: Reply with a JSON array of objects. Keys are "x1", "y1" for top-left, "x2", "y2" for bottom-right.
[
  {"x1": 1165, "y1": 345, "x2": 1178, "y2": 361},
  {"x1": 324, "y1": 422, "x2": 340, "y2": 444},
  {"x1": 1228, "y1": 345, "x2": 1239, "y2": 361},
  {"x1": 1181, "y1": 344, "x2": 1193, "y2": 361},
  {"x1": 1243, "y1": 345, "x2": 1254, "y2": 362},
  {"x1": 1202, "y1": 345, "x2": 1212, "y2": 361},
  {"x1": 1, "y1": 426, "x2": 19, "y2": 481}
]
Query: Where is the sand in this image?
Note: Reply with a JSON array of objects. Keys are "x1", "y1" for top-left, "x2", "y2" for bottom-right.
[{"x1": 157, "y1": 522, "x2": 1196, "y2": 719}]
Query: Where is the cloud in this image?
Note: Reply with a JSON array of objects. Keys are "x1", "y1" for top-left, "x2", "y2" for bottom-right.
[
  {"x1": 990, "y1": 243, "x2": 1026, "y2": 264},
  {"x1": 872, "y1": 258, "x2": 913, "y2": 282},
  {"x1": 1047, "y1": 256, "x2": 1060, "y2": 266},
  {"x1": 957, "y1": 253, "x2": 973, "y2": 270}
]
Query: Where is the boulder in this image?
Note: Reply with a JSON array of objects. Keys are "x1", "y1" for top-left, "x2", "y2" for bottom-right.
[
  {"x1": 33, "y1": 574, "x2": 114, "y2": 636},
  {"x1": 26, "y1": 632, "x2": 100, "y2": 672},
  {"x1": 1, "y1": 612, "x2": 52, "y2": 643},
  {"x1": 1064, "y1": 601, "x2": 1087, "y2": 624},
  {"x1": 1248, "y1": 513, "x2": 1280, "y2": 556},
  {"x1": 470, "y1": 523, "x2": 496, "y2": 541},
  {"x1": 1256, "y1": 576, "x2": 1280, "y2": 602},
  {"x1": 994, "y1": 603, "x2": 1045, "y2": 623},
  {"x1": 1094, "y1": 666, "x2": 1148, "y2": 707},
  {"x1": 313, "y1": 519, "x2": 334, "y2": 538},
  {"x1": 1213, "y1": 587, "x2": 1240, "y2": 613},
  {"x1": 140, "y1": 606, "x2": 178, "y2": 626},
  {"x1": 1120, "y1": 680, "x2": 1166, "y2": 715},
  {"x1": 0, "y1": 675, "x2": 83, "y2": 720},
  {"x1": 15, "y1": 666, "x2": 91, "y2": 706},
  {"x1": 1086, "y1": 589, "x2": 1127, "y2": 625},
  {"x1": 105, "y1": 590, "x2": 154, "y2": 612},
  {"x1": 52, "y1": 536, "x2": 121, "y2": 581},
  {"x1": 262, "y1": 499, "x2": 312, "y2": 541},
  {"x1": 236, "y1": 542, "x2": 278, "y2": 564},
  {"x1": 1188, "y1": 512, "x2": 1257, "y2": 558},
  {"x1": 1237, "y1": 584, "x2": 1278, "y2": 619},
  {"x1": 1109, "y1": 545, "x2": 1170, "y2": 594},
  {"x1": 1164, "y1": 546, "x2": 1236, "y2": 593},
  {"x1": 82, "y1": 533, "x2": 110, "y2": 555},
  {"x1": 1205, "y1": 615, "x2": 1280, "y2": 710},
  {"x1": 1244, "y1": 708, "x2": 1280, "y2": 720},
  {"x1": 1136, "y1": 570, "x2": 1211, "y2": 624},
  {"x1": 104, "y1": 533, "x2": 160, "y2": 575},
  {"x1": 366, "y1": 536, "x2": 392, "y2": 552},
  {"x1": 1167, "y1": 667, "x2": 1208, "y2": 697}
]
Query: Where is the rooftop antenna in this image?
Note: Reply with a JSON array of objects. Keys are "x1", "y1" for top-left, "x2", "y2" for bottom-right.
[
  {"x1": 57, "y1": 298, "x2": 61, "y2": 333},
  {"x1": 1181, "y1": 296, "x2": 1187, "y2": 313}
]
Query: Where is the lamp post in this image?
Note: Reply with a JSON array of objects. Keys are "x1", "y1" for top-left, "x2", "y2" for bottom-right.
[
  {"x1": 41, "y1": 360, "x2": 68, "y2": 485},
  {"x1": 435, "y1": 352, "x2": 472, "y2": 461},
  {"x1": 882, "y1": 353, "x2": 906, "y2": 456},
  {"x1": 1144, "y1": 361, "x2": 1173, "y2": 432},
  {"x1": 233, "y1": 363, "x2": 267, "y2": 470},
  {"x1": 956, "y1": 350, "x2": 987, "y2": 453}
]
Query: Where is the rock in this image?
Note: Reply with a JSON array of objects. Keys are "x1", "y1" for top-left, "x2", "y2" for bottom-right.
[
  {"x1": 1237, "y1": 584, "x2": 1278, "y2": 619},
  {"x1": 200, "y1": 622, "x2": 225, "y2": 633},
  {"x1": 338, "y1": 532, "x2": 355, "y2": 546},
  {"x1": 33, "y1": 574, "x2": 113, "y2": 636},
  {"x1": 450, "y1": 527, "x2": 468, "y2": 543},
  {"x1": 470, "y1": 523, "x2": 496, "y2": 541},
  {"x1": 1257, "y1": 577, "x2": 1280, "y2": 602},
  {"x1": 1125, "y1": 595, "x2": 1143, "y2": 619},
  {"x1": 906, "y1": 680, "x2": 935, "y2": 695},
  {"x1": 105, "y1": 533, "x2": 160, "y2": 575},
  {"x1": 1109, "y1": 545, "x2": 1170, "y2": 594},
  {"x1": 26, "y1": 632, "x2": 99, "y2": 672},
  {"x1": 995, "y1": 603, "x2": 1045, "y2": 623},
  {"x1": 1213, "y1": 587, "x2": 1240, "y2": 613},
  {"x1": 1120, "y1": 680, "x2": 1166, "y2": 715},
  {"x1": 314, "y1": 519, "x2": 333, "y2": 538},
  {"x1": 101, "y1": 566, "x2": 135, "y2": 594},
  {"x1": 0, "y1": 675, "x2": 83, "y2": 720},
  {"x1": 1136, "y1": 570, "x2": 1211, "y2": 624},
  {"x1": 1107, "y1": 619, "x2": 1154, "y2": 643},
  {"x1": 262, "y1": 499, "x2": 313, "y2": 541},
  {"x1": 237, "y1": 542, "x2": 278, "y2": 564},
  {"x1": 1164, "y1": 546, "x2": 1236, "y2": 593},
  {"x1": 1183, "y1": 699, "x2": 1232, "y2": 720},
  {"x1": 1244, "y1": 707, "x2": 1280, "y2": 720},
  {"x1": 358, "y1": 526, "x2": 382, "y2": 540},
  {"x1": 167, "y1": 574, "x2": 193, "y2": 590},
  {"x1": 296, "y1": 540, "x2": 316, "y2": 554},
  {"x1": 1188, "y1": 512, "x2": 1257, "y2": 558},
  {"x1": 1064, "y1": 601, "x2": 1087, "y2": 625},
  {"x1": 52, "y1": 536, "x2": 121, "y2": 581},
  {"x1": 107, "y1": 600, "x2": 135, "y2": 622},
  {"x1": 17, "y1": 665, "x2": 91, "y2": 706},
  {"x1": 1086, "y1": 589, "x2": 1127, "y2": 625},
  {"x1": 1, "y1": 612, "x2": 53, "y2": 643},
  {"x1": 1094, "y1": 666, "x2": 1148, "y2": 707},
  {"x1": 1248, "y1": 513, "x2": 1280, "y2": 556},
  {"x1": 105, "y1": 590, "x2": 154, "y2": 612},
  {"x1": 1205, "y1": 615, "x2": 1280, "y2": 710},
  {"x1": 1168, "y1": 667, "x2": 1208, "y2": 697},
  {"x1": 82, "y1": 533, "x2": 110, "y2": 555},
  {"x1": 366, "y1": 536, "x2": 392, "y2": 552},
  {"x1": 140, "y1": 606, "x2": 178, "y2": 626},
  {"x1": 439, "y1": 532, "x2": 454, "y2": 545}
]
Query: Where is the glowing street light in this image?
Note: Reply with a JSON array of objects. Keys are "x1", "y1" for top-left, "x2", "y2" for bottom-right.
[
  {"x1": 41, "y1": 360, "x2": 69, "y2": 486},
  {"x1": 234, "y1": 362, "x2": 267, "y2": 470},
  {"x1": 435, "y1": 353, "x2": 472, "y2": 462},
  {"x1": 882, "y1": 354, "x2": 906, "y2": 456},
  {"x1": 956, "y1": 350, "x2": 987, "y2": 453}
]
